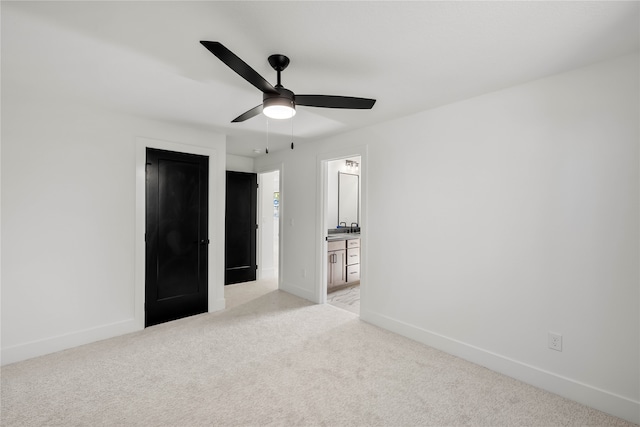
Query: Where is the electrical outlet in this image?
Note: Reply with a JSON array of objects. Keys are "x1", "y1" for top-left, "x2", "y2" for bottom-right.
[{"x1": 548, "y1": 332, "x2": 562, "y2": 352}]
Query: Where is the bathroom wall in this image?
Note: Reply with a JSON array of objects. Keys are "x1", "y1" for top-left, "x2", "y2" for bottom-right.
[{"x1": 328, "y1": 156, "x2": 361, "y2": 229}]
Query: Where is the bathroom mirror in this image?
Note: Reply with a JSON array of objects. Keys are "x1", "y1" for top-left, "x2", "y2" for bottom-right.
[{"x1": 338, "y1": 172, "x2": 359, "y2": 226}]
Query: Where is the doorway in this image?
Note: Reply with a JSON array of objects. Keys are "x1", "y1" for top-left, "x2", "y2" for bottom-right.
[
  {"x1": 145, "y1": 148, "x2": 209, "y2": 327},
  {"x1": 258, "y1": 170, "x2": 280, "y2": 282},
  {"x1": 225, "y1": 171, "x2": 258, "y2": 285},
  {"x1": 322, "y1": 155, "x2": 363, "y2": 316}
]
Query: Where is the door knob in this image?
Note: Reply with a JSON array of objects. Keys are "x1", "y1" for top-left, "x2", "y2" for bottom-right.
[{"x1": 200, "y1": 239, "x2": 210, "y2": 245}]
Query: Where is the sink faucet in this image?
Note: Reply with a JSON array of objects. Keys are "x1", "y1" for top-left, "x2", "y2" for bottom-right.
[
  {"x1": 350, "y1": 222, "x2": 359, "y2": 233},
  {"x1": 339, "y1": 222, "x2": 347, "y2": 229}
]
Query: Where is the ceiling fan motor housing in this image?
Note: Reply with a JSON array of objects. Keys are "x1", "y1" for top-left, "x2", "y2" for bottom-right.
[{"x1": 263, "y1": 87, "x2": 294, "y2": 104}]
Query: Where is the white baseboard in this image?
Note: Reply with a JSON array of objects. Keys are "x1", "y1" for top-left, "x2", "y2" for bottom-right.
[
  {"x1": 361, "y1": 309, "x2": 640, "y2": 425},
  {"x1": 3, "y1": 296, "x2": 227, "y2": 367},
  {"x1": 280, "y1": 281, "x2": 316, "y2": 303},
  {"x1": 1, "y1": 318, "x2": 140, "y2": 366}
]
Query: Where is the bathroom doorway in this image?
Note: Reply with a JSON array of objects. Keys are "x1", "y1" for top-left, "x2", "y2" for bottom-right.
[{"x1": 323, "y1": 155, "x2": 363, "y2": 316}]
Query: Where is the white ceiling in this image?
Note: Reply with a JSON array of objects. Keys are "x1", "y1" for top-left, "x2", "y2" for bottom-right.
[{"x1": 3, "y1": 1, "x2": 638, "y2": 157}]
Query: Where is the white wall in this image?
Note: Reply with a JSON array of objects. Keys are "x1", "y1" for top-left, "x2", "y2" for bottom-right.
[
  {"x1": 226, "y1": 154, "x2": 255, "y2": 173},
  {"x1": 1, "y1": 95, "x2": 227, "y2": 365},
  {"x1": 255, "y1": 53, "x2": 640, "y2": 423}
]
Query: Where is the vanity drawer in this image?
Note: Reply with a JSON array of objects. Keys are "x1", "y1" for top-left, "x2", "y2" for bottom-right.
[
  {"x1": 346, "y1": 248, "x2": 360, "y2": 265},
  {"x1": 346, "y1": 264, "x2": 360, "y2": 283},
  {"x1": 346, "y1": 238, "x2": 360, "y2": 249},
  {"x1": 328, "y1": 240, "x2": 345, "y2": 251}
]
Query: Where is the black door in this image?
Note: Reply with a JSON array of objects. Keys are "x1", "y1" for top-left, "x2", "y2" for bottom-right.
[
  {"x1": 225, "y1": 171, "x2": 257, "y2": 285},
  {"x1": 146, "y1": 148, "x2": 209, "y2": 327}
]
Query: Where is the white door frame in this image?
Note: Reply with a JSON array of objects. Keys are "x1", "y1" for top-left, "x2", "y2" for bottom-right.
[
  {"x1": 315, "y1": 146, "x2": 368, "y2": 307},
  {"x1": 255, "y1": 162, "x2": 284, "y2": 289}
]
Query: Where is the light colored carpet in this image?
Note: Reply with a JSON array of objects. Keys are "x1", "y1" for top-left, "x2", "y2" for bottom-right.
[
  {"x1": 1, "y1": 280, "x2": 635, "y2": 426},
  {"x1": 328, "y1": 284, "x2": 360, "y2": 315}
]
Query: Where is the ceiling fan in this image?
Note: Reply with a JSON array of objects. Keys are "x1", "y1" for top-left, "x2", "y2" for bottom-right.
[{"x1": 200, "y1": 41, "x2": 376, "y2": 123}]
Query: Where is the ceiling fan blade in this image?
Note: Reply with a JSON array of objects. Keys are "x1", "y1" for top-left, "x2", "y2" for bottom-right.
[
  {"x1": 200, "y1": 41, "x2": 278, "y2": 95},
  {"x1": 295, "y1": 95, "x2": 376, "y2": 109},
  {"x1": 231, "y1": 104, "x2": 263, "y2": 123}
]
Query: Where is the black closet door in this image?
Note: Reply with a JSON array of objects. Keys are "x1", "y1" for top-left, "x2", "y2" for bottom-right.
[
  {"x1": 146, "y1": 148, "x2": 209, "y2": 327},
  {"x1": 225, "y1": 171, "x2": 257, "y2": 285}
]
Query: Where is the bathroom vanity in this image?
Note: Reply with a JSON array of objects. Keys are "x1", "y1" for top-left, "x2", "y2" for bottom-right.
[
  {"x1": 327, "y1": 157, "x2": 362, "y2": 292},
  {"x1": 327, "y1": 235, "x2": 360, "y2": 291}
]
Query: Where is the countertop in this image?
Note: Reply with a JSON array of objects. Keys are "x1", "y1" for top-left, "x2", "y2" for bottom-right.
[{"x1": 326, "y1": 233, "x2": 360, "y2": 241}]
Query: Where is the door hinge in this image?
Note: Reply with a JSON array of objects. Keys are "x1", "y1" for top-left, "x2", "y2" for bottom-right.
[{"x1": 255, "y1": 224, "x2": 259, "y2": 229}]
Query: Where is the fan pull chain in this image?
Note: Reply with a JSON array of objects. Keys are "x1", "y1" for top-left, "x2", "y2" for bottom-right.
[
  {"x1": 266, "y1": 119, "x2": 269, "y2": 154},
  {"x1": 290, "y1": 117, "x2": 294, "y2": 150}
]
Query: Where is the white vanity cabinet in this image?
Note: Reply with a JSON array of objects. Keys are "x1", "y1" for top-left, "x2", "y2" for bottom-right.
[
  {"x1": 346, "y1": 238, "x2": 360, "y2": 283},
  {"x1": 327, "y1": 240, "x2": 347, "y2": 290},
  {"x1": 327, "y1": 237, "x2": 360, "y2": 290}
]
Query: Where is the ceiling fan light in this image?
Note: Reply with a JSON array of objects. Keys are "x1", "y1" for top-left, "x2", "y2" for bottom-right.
[{"x1": 263, "y1": 97, "x2": 296, "y2": 120}]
